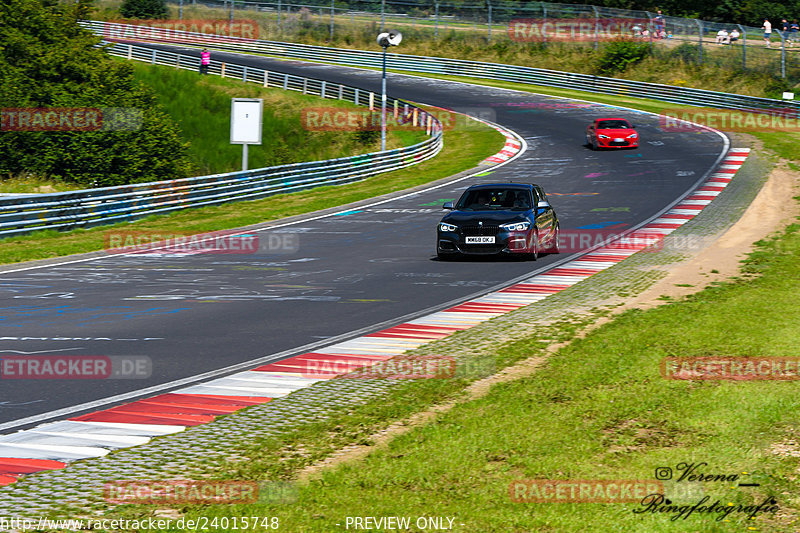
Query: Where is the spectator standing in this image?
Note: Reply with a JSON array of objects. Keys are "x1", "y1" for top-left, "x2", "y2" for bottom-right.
[
  {"x1": 790, "y1": 20, "x2": 799, "y2": 46},
  {"x1": 199, "y1": 48, "x2": 211, "y2": 74},
  {"x1": 781, "y1": 18, "x2": 790, "y2": 38},
  {"x1": 654, "y1": 9, "x2": 665, "y2": 39},
  {"x1": 763, "y1": 18, "x2": 772, "y2": 47}
]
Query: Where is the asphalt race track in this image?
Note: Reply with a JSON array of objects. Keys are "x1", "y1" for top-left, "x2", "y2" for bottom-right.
[{"x1": 0, "y1": 45, "x2": 726, "y2": 430}]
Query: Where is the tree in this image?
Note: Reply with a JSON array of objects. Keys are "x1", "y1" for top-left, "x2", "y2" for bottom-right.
[
  {"x1": 0, "y1": 0, "x2": 191, "y2": 186},
  {"x1": 119, "y1": 0, "x2": 169, "y2": 20}
]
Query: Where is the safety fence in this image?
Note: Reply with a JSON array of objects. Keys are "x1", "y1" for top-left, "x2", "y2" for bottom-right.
[
  {"x1": 0, "y1": 41, "x2": 442, "y2": 239},
  {"x1": 84, "y1": 20, "x2": 800, "y2": 116},
  {"x1": 141, "y1": 0, "x2": 797, "y2": 79}
]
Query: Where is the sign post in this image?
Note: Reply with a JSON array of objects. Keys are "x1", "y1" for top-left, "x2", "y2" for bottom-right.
[{"x1": 230, "y1": 98, "x2": 263, "y2": 171}]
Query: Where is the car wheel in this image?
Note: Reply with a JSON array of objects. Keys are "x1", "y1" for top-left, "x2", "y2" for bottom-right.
[
  {"x1": 528, "y1": 230, "x2": 539, "y2": 261},
  {"x1": 591, "y1": 138, "x2": 598, "y2": 151}
]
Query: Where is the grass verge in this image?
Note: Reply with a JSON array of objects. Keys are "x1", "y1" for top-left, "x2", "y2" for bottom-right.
[
  {"x1": 203, "y1": 224, "x2": 800, "y2": 533},
  {"x1": 0, "y1": 114, "x2": 501, "y2": 265},
  {"x1": 116, "y1": 78, "x2": 799, "y2": 532}
]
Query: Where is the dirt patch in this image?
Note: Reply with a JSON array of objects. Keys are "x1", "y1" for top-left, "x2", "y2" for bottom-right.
[
  {"x1": 621, "y1": 164, "x2": 799, "y2": 310},
  {"x1": 295, "y1": 162, "x2": 800, "y2": 484}
]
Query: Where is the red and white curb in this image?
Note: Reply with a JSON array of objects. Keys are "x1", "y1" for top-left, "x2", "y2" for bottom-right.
[
  {"x1": 0, "y1": 149, "x2": 749, "y2": 487},
  {"x1": 481, "y1": 126, "x2": 523, "y2": 164}
]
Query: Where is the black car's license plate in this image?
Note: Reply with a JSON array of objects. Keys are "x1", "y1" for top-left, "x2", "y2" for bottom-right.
[{"x1": 465, "y1": 236, "x2": 496, "y2": 244}]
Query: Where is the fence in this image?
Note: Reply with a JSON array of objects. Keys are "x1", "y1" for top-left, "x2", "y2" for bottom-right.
[
  {"x1": 83, "y1": 21, "x2": 800, "y2": 116},
  {"x1": 0, "y1": 41, "x2": 442, "y2": 239},
  {"x1": 147, "y1": 0, "x2": 800, "y2": 80}
]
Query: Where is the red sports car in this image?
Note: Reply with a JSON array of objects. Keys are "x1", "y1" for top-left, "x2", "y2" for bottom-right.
[{"x1": 586, "y1": 118, "x2": 639, "y2": 150}]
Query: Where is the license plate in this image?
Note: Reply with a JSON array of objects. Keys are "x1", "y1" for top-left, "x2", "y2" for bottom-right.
[
  {"x1": 613, "y1": 137, "x2": 624, "y2": 142},
  {"x1": 465, "y1": 236, "x2": 495, "y2": 244}
]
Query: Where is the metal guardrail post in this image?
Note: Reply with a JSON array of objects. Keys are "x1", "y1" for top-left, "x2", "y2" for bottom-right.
[
  {"x1": 737, "y1": 24, "x2": 746, "y2": 71},
  {"x1": 487, "y1": 0, "x2": 492, "y2": 42},
  {"x1": 780, "y1": 31, "x2": 786, "y2": 78},
  {"x1": 696, "y1": 19, "x2": 703, "y2": 64},
  {"x1": 329, "y1": 0, "x2": 334, "y2": 41},
  {"x1": 434, "y1": 0, "x2": 439, "y2": 40}
]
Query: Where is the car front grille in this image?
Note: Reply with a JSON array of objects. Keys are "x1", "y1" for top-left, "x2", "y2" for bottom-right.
[{"x1": 461, "y1": 224, "x2": 500, "y2": 236}]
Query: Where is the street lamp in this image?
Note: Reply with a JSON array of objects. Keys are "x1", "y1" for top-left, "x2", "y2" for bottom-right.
[{"x1": 377, "y1": 30, "x2": 402, "y2": 151}]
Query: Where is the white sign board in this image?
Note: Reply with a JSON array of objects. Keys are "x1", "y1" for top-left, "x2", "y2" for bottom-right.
[
  {"x1": 230, "y1": 98, "x2": 263, "y2": 145},
  {"x1": 782, "y1": 91, "x2": 795, "y2": 100}
]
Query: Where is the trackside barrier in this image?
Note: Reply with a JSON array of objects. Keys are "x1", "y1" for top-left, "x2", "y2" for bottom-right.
[
  {"x1": 82, "y1": 20, "x2": 800, "y2": 115},
  {"x1": 0, "y1": 41, "x2": 442, "y2": 239}
]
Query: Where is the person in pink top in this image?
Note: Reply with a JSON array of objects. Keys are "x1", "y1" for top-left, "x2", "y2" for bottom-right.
[{"x1": 200, "y1": 49, "x2": 210, "y2": 74}]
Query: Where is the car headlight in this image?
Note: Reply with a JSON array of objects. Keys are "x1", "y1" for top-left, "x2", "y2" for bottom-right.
[
  {"x1": 627, "y1": 133, "x2": 638, "y2": 139},
  {"x1": 500, "y1": 221, "x2": 530, "y2": 232},
  {"x1": 598, "y1": 134, "x2": 610, "y2": 139},
  {"x1": 439, "y1": 222, "x2": 458, "y2": 232}
]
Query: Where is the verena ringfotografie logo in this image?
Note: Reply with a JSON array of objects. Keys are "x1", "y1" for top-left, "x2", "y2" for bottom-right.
[
  {"x1": 301, "y1": 355, "x2": 457, "y2": 379},
  {"x1": 1, "y1": 108, "x2": 142, "y2": 132},
  {"x1": 661, "y1": 357, "x2": 800, "y2": 380},
  {"x1": 1, "y1": 356, "x2": 151, "y2": 379},
  {"x1": 509, "y1": 479, "x2": 664, "y2": 503},
  {"x1": 660, "y1": 108, "x2": 800, "y2": 132},
  {"x1": 103, "y1": 19, "x2": 259, "y2": 40},
  {"x1": 508, "y1": 18, "x2": 650, "y2": 42},
  {"x1": 103, "y1": 230, "x2": 300, "y2": 255},
  {"x1": 104, "y1": 480, "x2": 258, "y2": 504}
]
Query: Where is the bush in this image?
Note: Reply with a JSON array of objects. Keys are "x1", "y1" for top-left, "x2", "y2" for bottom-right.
[
  {"x1": 0, "y1": 0, "x2": 191, "y2": 186},
  {"x1": 594, "y1": 39, "x2": 652, "y2": 75},
  {"x1": 668, "y1": 42, "x2": 701, "y2": 64},
  {"x1": 119, "y1": 0, "x2": 168, "y2": 20}
]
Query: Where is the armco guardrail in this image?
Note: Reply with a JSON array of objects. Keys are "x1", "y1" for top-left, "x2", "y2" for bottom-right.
[
  {"x1": 0, "y1": 41, "x2": 442, "y2": 239},
  {"x1": 84, "y1": 20, "x2": 800, "y2": 115}
]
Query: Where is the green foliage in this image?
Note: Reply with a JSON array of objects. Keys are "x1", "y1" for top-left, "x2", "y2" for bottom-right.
[
  {"x1": 668, "y1": 42, "x2": 701, "y2": 64},
  {"x1": 0, "y1": 0, "x2": 191, "y2": 186},
  {"x1": 594, "y1": 39, "x2": 652, "y2": 75},
  {"x1": 119, "y1": 0, "x2": 167, "y2": 20}
]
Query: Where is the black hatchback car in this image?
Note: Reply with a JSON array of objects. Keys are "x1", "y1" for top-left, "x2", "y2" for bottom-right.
[{"x1": 436, "y1": 183, "x2": 559, "y2": 260}]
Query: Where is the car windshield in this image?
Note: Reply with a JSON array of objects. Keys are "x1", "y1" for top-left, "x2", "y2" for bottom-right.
[
  {"x1": 597, "y1": 120, "x2": 631, "y2": 129},
  {"x1": 455, "y1": 189, "x2": 531, "y2": 211}
]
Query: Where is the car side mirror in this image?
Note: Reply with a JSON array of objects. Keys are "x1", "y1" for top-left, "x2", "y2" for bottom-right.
[
  {"x1": 443, "y1": 202, "x2": 454, "y2": 210},
  {"x1": 537, "y1": 200, "x2": 550, "y2": 209}
]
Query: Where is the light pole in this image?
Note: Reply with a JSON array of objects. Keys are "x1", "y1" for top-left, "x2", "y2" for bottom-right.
[{"x1": 377, "y1": 30, "x2": 402, "y2": 151}]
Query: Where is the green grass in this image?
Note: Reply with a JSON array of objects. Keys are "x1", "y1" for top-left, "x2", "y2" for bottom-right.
[
  {"x1": 0, "y1": 60, "x2": 424, "y2": 193},
  {"x1": 0, "y1": 116, "x2": 501, "y2": 265},
  {"x1": 203, "y1": 225, "x2": 800, "y2": 532},
  {"x1": 108, "y1": 74, "x2": 799, "y2": 532},
  {"x1": 125, "y1": 61, "x2": 425, "y2": 176}
]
